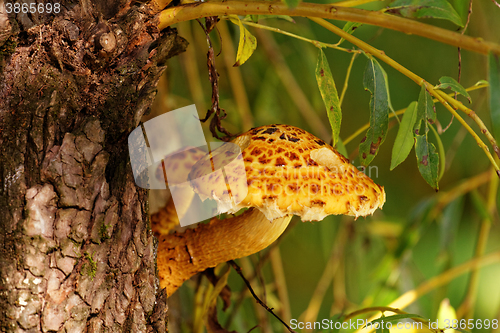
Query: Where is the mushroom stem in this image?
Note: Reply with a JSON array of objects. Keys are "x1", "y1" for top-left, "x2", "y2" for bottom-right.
[
  {"x1": 150, "y1": 198, "x2": 179, "y2": 238},
  {"x1": 157, "y1": 208, "x2": 293, "y2": 296}
]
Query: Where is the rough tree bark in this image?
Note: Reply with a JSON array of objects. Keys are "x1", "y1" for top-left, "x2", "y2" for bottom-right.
[{"x1": 0, "y1": 0, "x2": 187, "y2": 331}]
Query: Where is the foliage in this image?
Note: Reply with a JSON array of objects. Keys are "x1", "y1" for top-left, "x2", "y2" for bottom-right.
[{"x1": 148, "y1": 0, "x2": 500, "y2": 331}]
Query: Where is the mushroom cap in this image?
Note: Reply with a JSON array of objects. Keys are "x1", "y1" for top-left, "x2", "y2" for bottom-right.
[{"x1": 189, "y1": 124, "x2": 385, "y2": 221}]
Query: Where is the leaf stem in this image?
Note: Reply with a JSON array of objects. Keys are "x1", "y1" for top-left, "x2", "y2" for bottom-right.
[
  {"x1": 229, "y1": 18, "x2": 362, "y2": 54},
  {"x1": 158, "y1": 1, "x2": 500, "y2": 56}
]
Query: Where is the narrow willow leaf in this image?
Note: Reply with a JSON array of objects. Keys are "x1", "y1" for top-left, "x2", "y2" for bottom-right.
[
  {"x1": 359, "y1": 58, "x2": 389, "y2": 166},
  {"x1": 337, "y1": 22, "x2": 362, "y2": 45},
  {"x1": 489, "y1": 52, "x2": 500, "y2": 139},
  {"x1": 283, "y1": 0, "x2": 300, "y2": 9},
  {"x1": 474, "y1": 79, "x2": 489, "y2": 86},
  {"x1": 243, "y1": 15, "x2": 295, "y2": 23},
  {"x1": 435, "y1": 76, "x2": 471, "y2": 102},
  {"x1": 415, "y1": 134, "x2": 439, "y2": 190},
  {"x1": 429, "y1": 124, "x2": 445, "y2": 180},
  {"x1": 391, "y1": 101, "x2": 418, "y2": 170},
  {"x1": 449, "y1": 0, "x2": 471, "y2": 23},
  {"x1": 388, "y1": 0, "x2": 463, "y2": 27},
  {"x1": 229, "y1": 16, "x2": 257, "y2": 67},
  {"x1": 316, "y1": 49, "x2": 342, "y2": 146},
  {"x1": 417, "y1": 85, "x2": 436, "y2": 127}
]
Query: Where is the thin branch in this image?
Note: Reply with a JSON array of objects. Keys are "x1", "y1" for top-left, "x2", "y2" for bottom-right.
[
  {"x1": 228, "y1": 260, "x2": 297, "y2": 333},
  {"x1": 158, "y1": 1, "x2": 500, "y2": 56},
  {"x1": 308, "y1": 17, "x2": 500, "y2": 175}
]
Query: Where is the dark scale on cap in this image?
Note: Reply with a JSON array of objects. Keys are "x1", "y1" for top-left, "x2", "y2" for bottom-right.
[
  {"x1": 315, "y1": 139, "x2": 326, "y2": 146},
  {"x1": 276, "y1": 157, "x2": 286, "y2": 166},
  {"x1": 251, "y1": 148, "x2": 263, "y2": 156},
  {"x1": 261, "y1": 127, "x2": 279, "y2": 135},
  {"x1": 311, "y1": 199, "x2": 326, "y2": 206},
  {"x1": 279, "y1": 133, "x2": 286, "y2": 140},
  {"x1": 288, "y1": 136, "x2": 300, "y2": 143}
]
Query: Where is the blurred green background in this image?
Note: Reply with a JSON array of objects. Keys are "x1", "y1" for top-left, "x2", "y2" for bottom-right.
[{"x1": 145, "y1": 0, "x2": 500, "y2": 331}]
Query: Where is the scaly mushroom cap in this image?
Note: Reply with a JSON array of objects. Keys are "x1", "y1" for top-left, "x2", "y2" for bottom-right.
[{"x1": 189, "y1": 124, "x2": 385, "y2": 221}]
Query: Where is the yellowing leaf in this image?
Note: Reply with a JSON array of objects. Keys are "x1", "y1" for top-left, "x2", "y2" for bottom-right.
[
  {"x1": 229, "y1": 16, "x2": 257, "y2": 67},
  {"x1": 437, "y1": 299, "x2": 457, "y2": 331}
]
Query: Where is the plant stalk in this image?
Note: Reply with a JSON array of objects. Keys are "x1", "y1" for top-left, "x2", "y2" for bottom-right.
[{"x1": 158, "y1": 1, "x2": 500, "y2": 56}]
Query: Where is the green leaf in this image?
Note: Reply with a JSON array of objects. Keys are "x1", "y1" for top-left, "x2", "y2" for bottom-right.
[
  {"x1": 415, "y1": 134, "x2": 439, "y2": 190},
  {"x1": 429, "y1": 124, "x2": 445, "y2": 180},
  {"x1": 243, "y1": 15, "x2": 295, "y2": 23},
  {"x1": 337, "y1": 22, "x2": 362, "y2": 45},
  {"x1": 449, "y1": 0, "x2": 470, "y2": 23},
  {"x1": 359, "y1": 58, "x2": 390, "y2": 166},
  {"x1": 474, "y1": 79, "x2": 489, "y2": 87},
  {"x1": 416, "y1": 85, "x2": 436, "y2": 130},
  {"x1": 316, "y1": 49, "x2": 342, "y2": 146},
  {"x1": 435, "y1": 76, "x2": 471, "y2": 102},
  {"x1": 391, "y1": 101, "x2": 418, "y2": 170},
  {"x1": 229, "y1": 16, "x2": 257, "y2": 67},
  {"x1": 489, "y1": 52, "x2": 500, "y2": 139},
  {"x1": 283, "y1": 0, "x2": 300, "y2": 9},
  {"x1": 389, "y1": 0, "x2": 463, "y2": 27}
]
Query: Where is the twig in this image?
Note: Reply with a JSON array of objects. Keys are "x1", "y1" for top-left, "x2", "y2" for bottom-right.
[
  {"x1": 228, "y1": 260, "x2": 298, "y2": 333},
  {"x1": 197, "y1": 17, "x2": 236, "y2": 141},
  {"x1": 158, "y1": 1, "x2": 500, "y2": 56}
]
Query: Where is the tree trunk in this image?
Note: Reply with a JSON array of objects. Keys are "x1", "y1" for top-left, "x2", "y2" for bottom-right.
[{"x1": 0, "y1": 1, "x2": 187, "y2": 331}]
